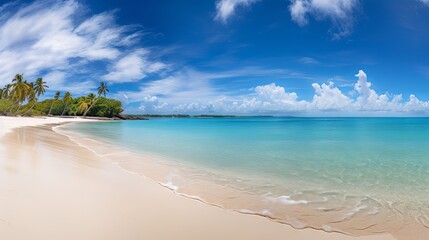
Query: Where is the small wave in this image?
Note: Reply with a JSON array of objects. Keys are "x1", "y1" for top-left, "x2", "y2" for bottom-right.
[
  {"x1": 239, "y1": 209, "x2": 273, "y2": 217},
  {"x1": 161, "y1": 181, "x2": 179, "y2": 192},
  {"x1": 344, "y1": 204, "x2": 368, "y2": 218},
  {"x1": 265, "y1": 195, "x2": 309, "y2": 205},
  {"x1": 160, "y1": 173, "x2": 180, "y2": 192}
]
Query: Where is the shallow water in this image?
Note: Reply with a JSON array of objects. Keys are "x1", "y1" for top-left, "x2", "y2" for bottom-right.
[{"x1": 62, "y1": 117, "x2": 429, "y2": 239}]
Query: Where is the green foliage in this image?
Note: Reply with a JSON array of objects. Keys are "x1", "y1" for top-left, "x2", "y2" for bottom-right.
[
  {"x1": 30, "y1": 97, "x2": 123, "y2": 117},
  {"x1": 85, "y1": 97, "x2": 123, "y2": 117},
  {"x1": 33, "y1": 99, "x2": 64, "y2": 116},
  {"x1": 0, "y1": 100, "x2": 13, "y2": 113},
  {"x1": 67, "y1": 96, "x2": 85, "y2": 116},
  {"x1": 1, "y1": 76, "x2": 119, "y2": 118}
]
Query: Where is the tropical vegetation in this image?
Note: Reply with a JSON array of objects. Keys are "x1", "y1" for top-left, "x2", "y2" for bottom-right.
[{"x1": 0, "y1": 74, "x2": 123, "y2": 118}]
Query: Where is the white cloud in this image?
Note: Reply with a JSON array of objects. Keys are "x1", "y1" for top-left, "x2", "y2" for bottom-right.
[
  {"x1": 298, "y1": 57, "x2": 319, "y2": 65},
  {"x1": 43, "y1": 71, "x2": 96, "y2": 95},
  {"x1": 119, "y1": 69, "x2": 224, "y2": 107},
  {"x1": 214, "y1": 0, "x2": 258, "y2": 23},
  {"x1": 290, "y1": 0, "x2": 310, "y2": 25},
  {"x1": 419, "y1": 0, "x2": 429, "y2": 5},
  {"x1": 229, "y1": 84, "x2": 308, "y2": 113},
  {"x1": 255, "y1": 83, "x2": 299, "y2": 104},
  {"x1": 354, "y1": 70, "x2": 372, "y2": 100},
  {"x1": 0, "y1": 0, "x2": 164, "y2": 94},
  {"x1": 119, "y1": 67, "x2": 315, "y2": 114},
  {"x1": 124, "y1": 69, "x2": 429, "y2": 116},
  {"x1": 129, "y1": 81, "x2": 305, "y2": 114},
  {"x1": 139, "y1": 95, "x2": 169, "y2": 112},
  {"x1": 311, "y1": 82, "x2": 351, "y2": 110},
  {"x1": 354, "y1": 70, "x2": 403, "y2": 111},
  {"x1": 103, "y1": 49, "x2": 166, "y2": 83},
  {"x1": 404, "y1": 95, "x2": 429, "y2": 112},
  {"x1": 289, "y1": 0, "x2": 358, "y2": 38}
]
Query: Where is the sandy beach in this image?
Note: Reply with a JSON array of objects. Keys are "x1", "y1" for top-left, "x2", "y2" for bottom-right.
[{"x1": 0, "y1": 116, "x2": 396, "y2": 240}]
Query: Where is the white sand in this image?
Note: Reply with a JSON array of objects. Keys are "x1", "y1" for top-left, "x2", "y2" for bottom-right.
[
  {"x1": 0, "y1": 116, "x2": 94, "y2": 137},
  {"x1": 0, "y1": 117, "x2": 397, "y2": 240}
]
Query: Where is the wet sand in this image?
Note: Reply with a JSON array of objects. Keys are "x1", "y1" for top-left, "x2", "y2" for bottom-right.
[{"x1": 0, "y1": 118, "x2": 396, "y2": 240}]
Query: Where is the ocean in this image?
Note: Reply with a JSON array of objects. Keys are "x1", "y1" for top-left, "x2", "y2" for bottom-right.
[{"x1": 61, "y1": 117, "x2": 429, "y2": 239}]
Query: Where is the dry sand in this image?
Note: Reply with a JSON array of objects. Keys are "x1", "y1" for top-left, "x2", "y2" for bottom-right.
[
  {"x1": 0, "y1": 116, "x2": 94, "y2": 137},
  {"x1": 0, "y1": 116, "x2": 396, "y2": 240}
]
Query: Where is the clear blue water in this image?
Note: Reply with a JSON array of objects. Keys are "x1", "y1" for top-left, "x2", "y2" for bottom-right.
[{"x1": 65, "y1": 117, "x2": 429, "y2": 238}]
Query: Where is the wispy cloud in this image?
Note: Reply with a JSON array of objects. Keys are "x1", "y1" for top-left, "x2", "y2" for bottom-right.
[
  {"x1": 419, "y1": 0, "x2": 429, "y2": 5},
  {"x1": 118, "y1": 68, "x2": 232, "y2": 106},
  {"x1": 43, "y1": 71, "x2": 97, "y2": 94},
  {"x1": 289, "y1": 0, "x2": 359, "y2": 39},
  {"x1": 102, "y1": 49, "x2": 167, "y2": 83},
  {"x1": 298, "y1": 57, "x2": 320, "y2": 65},
  {"x1": 214, "y1": 0, "x2": 258, "y2": 23},
  {"x1": 0, "y1": 0, "x2": 164, "y2": 94}
]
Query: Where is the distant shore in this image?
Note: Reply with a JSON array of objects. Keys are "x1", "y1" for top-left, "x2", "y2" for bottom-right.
[{"x1": 0, "y1": 116, "x2": 395, "y2": 240}]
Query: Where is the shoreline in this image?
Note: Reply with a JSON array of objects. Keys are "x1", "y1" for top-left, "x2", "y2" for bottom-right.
[
  {"x1": 0, "y1": 117, "x2": 396, "y2": 240},
  {"x1": 56, "y1": 122, "x2": 409, "y2": 239}
]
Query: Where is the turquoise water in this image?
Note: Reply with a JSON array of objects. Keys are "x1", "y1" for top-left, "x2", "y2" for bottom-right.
[{"x1": 65, "y1": 117, "x2": 429, "y2": 238}]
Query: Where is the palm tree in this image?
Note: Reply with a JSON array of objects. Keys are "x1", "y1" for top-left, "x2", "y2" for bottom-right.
[
  {"x1": 48, "y1": 91, "x2": 61, "y2": 116},
  {"x1": 61, "y1": 92, "x2": 72, "y2": 116},
  {"x1": 78, "y1": 93, "x2": 96, "y2": 116},
  {"x1": 34, "y1": 78, "x2": 48, "y2": 97},
  {"x1": 23, "y1": 83, "x2": 37, "y2": 116},
  {"x1": 97, "y1": 81, "x2": 109, "y2": 97},
  {"x1": 1, "y1": 84, "x2": 13, "y2": 115},
  {"x1": 23, "y1": 78, "x2": 49, "y2": 116},
  {"x1": 77, "y1": 99, "x2": 88, "y2": 115},
  {"x1": 2, "y1": 84, "x2": 12, "y2": 99},
  {"x1": 11, "y1": 74, "x2": 30, "y2": 115},
  {"x1": 83, "y1": 82, "x2": 109, "y2": 117}
]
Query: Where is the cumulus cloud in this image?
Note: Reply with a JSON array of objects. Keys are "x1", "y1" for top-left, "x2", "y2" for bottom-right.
[
  {"x1": 133, "y1": 82, "x2": 305, "y2": 114},
  {"x1": 354, "y1": 70, "x2": 403, "y2": 111},
  {"x1": 289, "y1": 0, "x2": 359, "y2": 39},
  {"x1": 311, "y1": 82, "x2": 351, "y2": 110},
  {"x1": 0, "y1": 0, "x2": 164, "y2": 93},
  {"x1": 255, "y1": 83, "x2": 298, "y2": 103},
  {"x1": 139, "y1": 95, "x2": 169, "y2": 112},
  {"x1": 405, "y1": 95, "x2": 429, "y2": 112},
  {"x1": 124, "y1": 69, "x2": 429, "y2": 116},
  {"x1": 214, "y1": 0, "x2": 258, "y2": 23}
]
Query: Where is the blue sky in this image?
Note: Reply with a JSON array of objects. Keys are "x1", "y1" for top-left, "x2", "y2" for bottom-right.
[{"x1": 1, "y1": 0, "x2": 429, "y2": 115}]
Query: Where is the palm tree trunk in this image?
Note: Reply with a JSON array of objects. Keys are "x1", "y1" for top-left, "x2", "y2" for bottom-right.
[
  {"x1": 83, "y1": 98, "x2": 98, "y2": 117},
  {"x1": 14, "y1": 103, "x2": 22, "y2": 115},
  {"x1": 2, "y1": 105, "x2": 12, "y2": 115},
  {"x1": 61, "y1": 103, "x2": 68, "y2": 116},
  {"x1": 24, "y1": 101, "x2": 37, "y2": 116},
  {"x1": 48, "y1": 101, "x2": 56, "y2": 116}
]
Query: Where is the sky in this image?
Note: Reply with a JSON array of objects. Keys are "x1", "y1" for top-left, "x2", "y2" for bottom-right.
[{"x1": 0, "y1": 0, "x2": 429, "y2": 116}]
